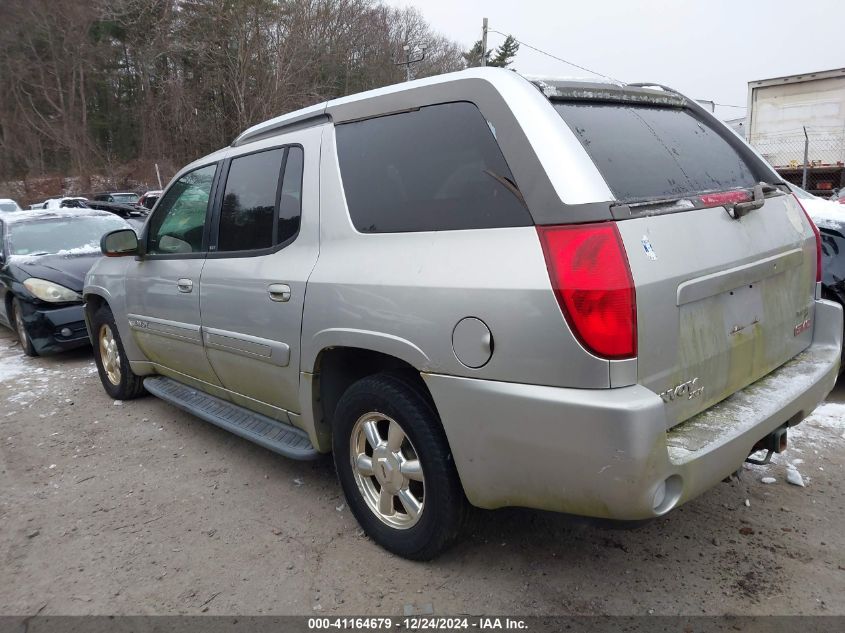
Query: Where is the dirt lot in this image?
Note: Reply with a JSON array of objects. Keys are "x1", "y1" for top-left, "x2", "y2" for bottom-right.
[{"x1": 1, "y1": 325, "x2": 843, "y2": 616}]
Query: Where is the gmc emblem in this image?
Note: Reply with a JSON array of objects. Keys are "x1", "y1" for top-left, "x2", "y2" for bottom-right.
[{"x1": 794, "y1": 319, "x2": 811, "y2": 337}]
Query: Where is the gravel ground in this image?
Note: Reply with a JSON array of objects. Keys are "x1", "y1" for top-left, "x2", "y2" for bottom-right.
[{"x1": 1, "y1": 325, "x2": 843, "y2": 616}]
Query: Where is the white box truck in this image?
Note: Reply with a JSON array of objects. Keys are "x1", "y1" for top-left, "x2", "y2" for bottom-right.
[{"x1": 747, "y1": 68, "x2": 845, "y2": 196}]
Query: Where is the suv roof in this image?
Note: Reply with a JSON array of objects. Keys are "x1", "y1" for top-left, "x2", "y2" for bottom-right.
[
  {"x1": 184, "y1": 69, "x2": 625, "y2": 225},
  {"x1": 194, "y1": 68, "x2": 773, "y2": 228},
  {"x1": 231, "y1": 70, "x2": 690, "y2": 148}
]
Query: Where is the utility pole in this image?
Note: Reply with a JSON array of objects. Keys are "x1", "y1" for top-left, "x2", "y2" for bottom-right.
[
  {"x1": 802, "y1": 126, "x2": 809, "y2": 190},
  {"x1": 481, "y1": 18, "x2": 488, "y2": 67},
  {"x1": 396, "y1": 43, "x2": 427, "y2": 82}
]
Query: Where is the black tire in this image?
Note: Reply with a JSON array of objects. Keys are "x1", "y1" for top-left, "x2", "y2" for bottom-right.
[
  {"x1": 90, "y1": 304, "x2": 146, "y2": 400},
  {"x1": 332, "y1": 373, "x2": 467, "y2": 560},
  {"x1": 11, "y1": 298, "x2": 38, "y2": 357}
]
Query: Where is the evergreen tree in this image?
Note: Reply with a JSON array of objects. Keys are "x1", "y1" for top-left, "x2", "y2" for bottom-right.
[
  {"x1": 461, "y1": 40, "x2": 490, "y2": 68},
  {"x1": 463, "y1": 35, "x2": 519, "y2": 69},
  {"x1": 489, "y1": 35, "x2": 519, "y2": 68}
]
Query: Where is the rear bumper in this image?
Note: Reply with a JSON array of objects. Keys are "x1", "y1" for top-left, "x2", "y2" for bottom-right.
[
  {"x1": 18, "y1": 300, "x2": 90, "y2": 355},
  {"x1": 423, "y1": 299, "x2": 842, "y2": 519}
]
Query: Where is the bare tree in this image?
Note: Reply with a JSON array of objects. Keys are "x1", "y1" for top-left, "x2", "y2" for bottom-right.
[{"x1": 0, "y1": 0, "x2": 467, "y2": 186}]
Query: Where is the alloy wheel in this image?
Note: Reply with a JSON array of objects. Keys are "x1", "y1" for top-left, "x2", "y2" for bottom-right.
[
  {"x1": 99, "y1": 324, "x2": 122, "y2": 386},
  {"x1": 349, "y1": 412, "x2": 425, "y2": 529}
]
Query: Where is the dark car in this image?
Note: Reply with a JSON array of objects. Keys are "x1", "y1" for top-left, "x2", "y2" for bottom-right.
[
  {"x1": 93, "y1": 192, "x2": 140, "y2": 205},
  {"x1": 85, "y1": 199, "x2": 142, "y2": 219},
  {"x1": 819, "y1": 218, "x2": 845, "y2": 304},
  {"x1": 0, "y1": 209, "x2": 131, "y2": 356}
]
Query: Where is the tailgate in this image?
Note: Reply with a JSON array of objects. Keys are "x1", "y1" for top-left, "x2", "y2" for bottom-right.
[
  {"x1": 549, "y1": 93, "x2": 818, "y2": 425},
  {"x1": 617, "y1": 194, "x2": 816, "y2": 427}
]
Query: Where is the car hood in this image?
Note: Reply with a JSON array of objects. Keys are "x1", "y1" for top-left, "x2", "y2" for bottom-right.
[
  {"x1": 804, "y1": 197, "x2": 845, "y2": 228},
  {"x1": 9, "y1": 252, "x2": 101, "y2": 293}
]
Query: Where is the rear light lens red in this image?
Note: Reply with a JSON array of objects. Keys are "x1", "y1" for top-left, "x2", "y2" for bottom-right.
[
  {"x1": 791, "y1": 194, "x2": 822, "y2": 283},
  {"x1": 699, "y1": 190, "x2": 751, "y2": 207},
  {"x1": 537, "y1": 223, "x2": 637, "y2": 359}
]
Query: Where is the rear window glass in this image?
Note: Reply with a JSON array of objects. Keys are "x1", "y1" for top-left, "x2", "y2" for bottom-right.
[
  {"x1": 335, "y1": 101, "x2": 531, "y2": 233},
  {"x1": 554, "y1": 103, "x2": 758, "y2": 202}
]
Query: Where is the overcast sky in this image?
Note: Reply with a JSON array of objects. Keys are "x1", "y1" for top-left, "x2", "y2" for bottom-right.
[{"x1": 384, "y1": 0, "x2": 843, "y2": 120}]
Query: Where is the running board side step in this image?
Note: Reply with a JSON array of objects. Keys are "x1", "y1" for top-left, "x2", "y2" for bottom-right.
[{"x1": 144, "y1": 376, "x2": 319, "y2": 461}]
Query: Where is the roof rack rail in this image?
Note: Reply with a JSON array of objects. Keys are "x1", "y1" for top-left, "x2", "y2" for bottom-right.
[{"x1": 231, "y1": 109, "x2": 330, "y2": 147}]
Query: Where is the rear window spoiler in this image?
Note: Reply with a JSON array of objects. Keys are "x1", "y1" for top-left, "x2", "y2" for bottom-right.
[{"x1": 530, "y1": 79, "x2": 688, "y2": 108}]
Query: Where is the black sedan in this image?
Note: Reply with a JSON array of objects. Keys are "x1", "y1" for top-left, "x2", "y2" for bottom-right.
[
  {"x1": 0, "y1": 209, "x2": 132, "y2": 356},
  {"x1": 84, "y1": 199, "x2": 145, "y2": 219}
]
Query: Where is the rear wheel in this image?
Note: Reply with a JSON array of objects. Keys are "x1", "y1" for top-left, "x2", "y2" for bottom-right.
[
  {"x1": 91, "y1": 304, "x2": 145, "y2": 400},
  {"x1": 333, "y1": 373, "x2": 467, "y2": 560},
  {"x1": 12, "y1": 298, "x2": 37, "y2": 357}
]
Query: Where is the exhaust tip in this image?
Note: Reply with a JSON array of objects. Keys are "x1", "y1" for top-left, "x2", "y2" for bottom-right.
[{"x1": 652, "y1": 475, "x2": 683, "y2": 514}]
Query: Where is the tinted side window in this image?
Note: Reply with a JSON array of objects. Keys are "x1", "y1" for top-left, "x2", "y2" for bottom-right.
[
  {"x1": 278, "y1": 146, "x2": 303, "y2": 245},
  {"x1": 148, "y1": 164, "x2": 217, "y2": 255},
  {"x1": 218, "y1": 148, "x2": 285, "y2": 252},
  {"x1": 335, "y1": 102, "x2": 531, "y2": 233}
]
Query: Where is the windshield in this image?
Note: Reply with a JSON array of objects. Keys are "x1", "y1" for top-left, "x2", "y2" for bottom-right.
[
  {"x1": 111, "y1": 193, "x2": 139, "y2": 204},
  {"x1": 8, "y1": 216, "x2": 129, "y2": 256},
  {"x1": 0, "y1": 202, "x2": 19, "y2": 212},
  {"x1": 553, "y1": 102, "x2": 761, "y2": 202}
]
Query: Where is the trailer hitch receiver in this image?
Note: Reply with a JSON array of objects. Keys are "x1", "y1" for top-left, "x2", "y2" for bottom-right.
[{"x1": 745, "y1": 424, "x2": 788, "y2": 466}]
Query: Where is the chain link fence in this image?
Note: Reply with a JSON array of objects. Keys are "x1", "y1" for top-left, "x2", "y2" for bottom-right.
[{"x1": 748, "y1": 129, "x2": 845, "y2": 196}]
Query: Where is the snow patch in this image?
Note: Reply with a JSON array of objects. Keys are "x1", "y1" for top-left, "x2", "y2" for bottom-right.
[
  {"x1": 0, "y1": 353, "x2": 28, "y2": 382},
  {"x1": 790, "y1": 402, "x2": 845, "y2": 449},
  {"x1": 802, "y1": 402, "x2": 845, "y2": 431},
  {"x1": 786, "y1": 466, "x2": 805, "y2": 487}
]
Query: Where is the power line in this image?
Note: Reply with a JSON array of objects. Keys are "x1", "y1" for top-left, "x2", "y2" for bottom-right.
[
  {"x1": 487, "y1": 28, "x2": 622, "y2": 83},
  {"x1": 487, "y1": 26, "x2": 752, "y2": 111}
]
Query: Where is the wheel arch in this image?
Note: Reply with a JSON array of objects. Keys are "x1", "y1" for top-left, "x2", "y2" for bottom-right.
[
  {"x1": 83, "y1": 292, "x2": 106, "y2": 346},
  {"x1": 82, "y1": 286, "x2": 144, "y2": 362},
  {"x1": 304, "y1": 345, "x2": 438, "y2": 453}
]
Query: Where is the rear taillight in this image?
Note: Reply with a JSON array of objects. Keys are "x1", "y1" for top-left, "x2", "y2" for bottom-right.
[
  {"x1": 791, "y1": 193, "x2": 822, "y2": 283},
  {"x1": 537, "y1": 223, "x2": 637, "y2": 360}
]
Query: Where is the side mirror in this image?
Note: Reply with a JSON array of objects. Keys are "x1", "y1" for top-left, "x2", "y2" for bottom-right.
[{"x1": 101, "y1": 229, "x2": 139, "y2": 257}]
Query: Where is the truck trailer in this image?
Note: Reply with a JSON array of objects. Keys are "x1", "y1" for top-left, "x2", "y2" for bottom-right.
[{"x1": 746, "y1": 67, "x2": 845, "y2": 196}]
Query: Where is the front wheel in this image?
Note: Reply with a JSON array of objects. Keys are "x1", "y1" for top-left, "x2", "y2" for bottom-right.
[
  {"x1": 12, "y1": 298, "x2": 38, "y2": 357},
  {"x1": 333, "y1": 373, "x2": 467, "y2": 560},
  {"x1": 90, "y1": 304, "x2": 145, "y2": 400}
]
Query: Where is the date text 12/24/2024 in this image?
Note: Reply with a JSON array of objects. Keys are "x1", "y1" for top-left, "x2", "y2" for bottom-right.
[{"x1": 307, "y1": 617, "x2": 528, "y2": 630}]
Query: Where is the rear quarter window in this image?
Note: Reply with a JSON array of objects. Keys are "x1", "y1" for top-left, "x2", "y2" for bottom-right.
[
  {"x1": 335, "y1": 101, "x2": 531, "y2": 233},
  {"x1": 554, "y1": 102, "x2": 759, "y2": 202}
]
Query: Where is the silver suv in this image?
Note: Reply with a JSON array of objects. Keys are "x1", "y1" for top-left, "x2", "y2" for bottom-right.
[{"x1": 85, "y1": 68, "x2": 842, "y2": 559}]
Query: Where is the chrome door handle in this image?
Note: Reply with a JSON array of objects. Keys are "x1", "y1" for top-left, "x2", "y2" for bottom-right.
[
  {"x1": 268, "y1": 283, "x2": 291, "y2": 302},
  {"x1": 177, "y1": 278, "x2": 193, "y2": 293}
]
